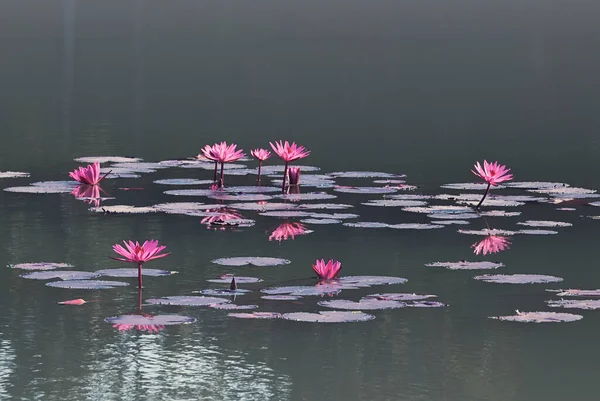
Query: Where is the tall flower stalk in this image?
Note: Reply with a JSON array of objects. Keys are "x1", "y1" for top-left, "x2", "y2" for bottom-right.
[{"x1": 250, "y1": 148, "x2": 271, "y2": 182}]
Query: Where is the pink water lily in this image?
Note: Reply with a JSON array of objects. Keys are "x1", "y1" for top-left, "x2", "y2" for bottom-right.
[
  {"x1": 269, "y1": 140, "x2": 310, "y2": 190},
  {"x1": 251, "y1": 148, "x2": 271, "y2": 182},
  {"x1": 199, "y1": 142, "x2": 245, "y2": 187},
  {"x1": 69, "y1": 162, "x2": 110, "y2": 185},
  {"x1": 288, "y1": 167, "x2": 301, "y2": 186},
  {"x1": 269, "y1": 222, "x2": 310, "y2": 242},
  {"x1": 472, "y1": 160, "x2": 513, "y2": 208},
  {"x1": 312, "y1": 259, "x2": 342, "y2": 280},
  {"x1": 111, "y1": 240, "x2": 170, "y2": 288},
  {"x1": 471, "y1": 236, "x2": 512, "y2": 255}
]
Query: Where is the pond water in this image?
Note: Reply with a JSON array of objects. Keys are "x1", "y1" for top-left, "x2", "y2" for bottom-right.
[{"x1": 1, "y1": 1, "x2": 600, "y2": 400}]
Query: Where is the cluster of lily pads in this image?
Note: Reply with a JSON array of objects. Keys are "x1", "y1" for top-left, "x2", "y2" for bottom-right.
[{"x1": 4, "y1": 143, "x2": 600, "y2": 328}]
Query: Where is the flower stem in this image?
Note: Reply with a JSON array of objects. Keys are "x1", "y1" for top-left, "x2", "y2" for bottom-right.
[
  {"x1": 219, "y1": 162, "x2": 225, "y2": 188},
  {"x1": 257, "y1": 161, "x2": 262, "y2": 183},
  {"x1": 137, "y1": 262, "x2": 143, "y2": 289},
  {"x1": 476, "y1": 182, "x2": 491, "y2": 209},
  {"x1": 137, "y1": 287, "x2": 143, "y2": 313},
  {"x1": 282, "y1": 162, "x2": 288, "y2": 192},
  {"x1": 212, "y1": 161, "x2": 218, "y2": 183}
]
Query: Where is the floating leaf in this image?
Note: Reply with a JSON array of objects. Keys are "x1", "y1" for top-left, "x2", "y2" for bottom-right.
[
  {"x1": 4, "y1": 184, "x2": 76, "y2": 194},
  {"x1": 75, "y1": 156, "x2": 142, "y2": 164},
  {"x1": 403, "y1": 205, "x2": 473, "y2": 214},
  {"x1": 491, "y1": 311, "x2": 582, "y2": 323},
  {"x1": 94, "y1": 268, "x2": 176, "y2": 278},
  {"x1": 275, "y1": 193, "x2": 338, "y2": 201},
  {"x1": 427, "y1": 213, "x2": 480, "y2": 220},
  {"x1": 297, "y1": 203, "x2": 354, "y2": 210},
  {"x1": 89, "y1": 205, "x2": 158, "y2": 214},
  {"x1": 281, "y1": 311, "x2": 375, "y2": 323},
  {"x1": 407, "y1": 301, "x2": 446, "y2": 308},
  {"x1": 425, "y1": 261, "x2": 504, "y2": 270},
  {"x1": 228, "y1": 202, "x2": 298, "y2": 211},
  {"x1": 301, "y1": 218, "x2": 342, "y2": 225},
  {"x1": 212, "y1": 257, "x2": 291, "y2": 267},
  {"x1": 21, "y1": 271, "x2": 99, "y2": 280},
  {"x1": 309, "y1": 212, "x2": 360, "y2": 219},
  {"x1": 343, "y1": 222, "x2": 389, "y2": 228},
  {"x1": 261, "y1": 295, "x2": 302, "y2": 301},
  {"x1": 362, "y1": 200, "x2": 427, "y2": 207},
  {"x1": 516, "y1": 229, "x2": 559, "y2": 235},
  {"x1": 504, "y1": 181, "x2": 569, "y2": 189},
  {"x1": 474, "y1": 274, "x2": 563, "y2": 284},
  {"x1": 208, "y1": 193, "x2": 273, "y2": 202},
  {"x1": 554, "y1": 289, "x2": 600, "y2": 297},
  {"x1": 388, "y1": 223, "x2": 443, "y2": 230},
  {"x1": 458, "y1": 228, "x2": 517, "y2": 236},
  {"x1": 210, "y1": 303, "x2": 258, "y2": 310},
  {"x1": 338, "y1": 276, "x2": 408, "y2": 287},
  {"x1": 46, "y1": 280, "x2": 129, "y2": 289},
  {"x1": 372, "y1": 179, "x2": 406, "y2": 184},
  {"x1": 259, "y1": 211, "x2": 313, "y2": 218},
  {"x1": 547, "y1": 299, "x2": 600, "y2": 310},
  {"x1": 207, "y1": 275, "x2": 263, "y2": 284},
  {"x1": 228, "y1": 312, "x2": 282, "y2": 319},
  {"x1": 164, "y1": 189, "x2": 218, "y2": 197},
  {"x1": 334, "y1": 187, "x2": 397, "y2": 194},
  {"x1": 318, "y1": 298, "x2": 405, "y2": 310},
  {"x1": 330, "y1": 171, "x2": 403, "y2": 179},
  {"x1": 154, "y1": 202, "x2": 220, "y2": 215},
  {"x1": 431, "y1": 220, "x2": 470, "y2": 225},
  {"x1": 0, "y1": 171, "x2": 30, "y2": 178},
  {"x1": 441, "y1": 183, "x2": 504, "y2": 190},
  {"x1": 9, "y1": 262, "x2": 73, "y2": 271},
  {"x1": 261, "y1": 284, "x2": 344, "y2": 296},
  {"x1": 556, "y1": 207, "x2": 576, "y2": 211},
  {"x1": 105, "y1": 314, "x2": 196, "y2": 325},
  {"x1": 145, "y1": 296, "x2": 229, "y2": 306},
  {"x1": 197, "y1": 289, "x2": 250, "y2": 296},
  {"x1": 153, "y1": 179, "x2": 214, "y2": 185},
  {"x1": 479, "y1": 210, "x2": 522, "y2": 217},
  {"x1": 530, "y1": 187, "x2": 600, "y2": 198},
  {"x1": 517, "y1": 220, "x2": 572, "y2": 228},
  {"x1": 365, "y1": 293, "x2": 437, "y2": 301}
]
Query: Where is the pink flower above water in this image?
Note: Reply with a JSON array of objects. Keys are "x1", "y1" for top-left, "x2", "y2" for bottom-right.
[
  {"x1": 269, "y1": 140, "x2": 310, "y2": 163},
  {"x1": 69, "y1": 162, "x2": 109, "y2": 185},
  {"x1": 312, "y1": 259, "x2": 342, "y2": 280},
  {"x1": 472, "y1": 160, "x2": 513, "y2": 186},
  {"x1": 471, "y1": 236, "x2": 512, "y2": 255},
  {"x1": 111, "y1": 240, "x2": 170, "y2": 288},
  {"x1": 268, "y1": 222, "x2": 310, "y2": 242},
  {"x1": 199, "y1": 142, "x2": 245, "y2": 187},
  {"x1": 251, "y1": 148, "x2": 271, "y2": 161},
  {"x1": 288, "y1": 167, "x2": 301, "y2": 186}
]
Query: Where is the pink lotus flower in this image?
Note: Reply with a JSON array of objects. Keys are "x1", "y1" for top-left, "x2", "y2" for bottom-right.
[
  {"x1": 251, "y1": 148, "x2": 271, "y2": 182},
  {"x1": 312, "y1": 259, "x2": 342, "y2": 280},
  {"x1": 251, "y1": 148, "x2": 271, "y2": 161},
  {"x1": 268, "y1": 222, "x2": 310, "y2": 242},
  {"x1": 69, "y1": 162, "x2": 109, "y2": 185},
  {"x1": 111, "y1": 240, "x2": 170, "y2": 288},
  {"x1": 472, "y1": 160, "x2": 513, "y2": 186},
  {"x1": 288, "y1": 167, "x2": 301, "y2": 186},
  {"x1": 471, "y1": 236, "x2": 512, "y2": 255},
  {"x1": 199, "y1": 142, "x2": 245, "y2": 187},
  {"x1": 269, "y1": 140, "x2": 310, "y2": 191},
  {"x1": 472, "y1": 160, "x2": 513, "y2": 208}
]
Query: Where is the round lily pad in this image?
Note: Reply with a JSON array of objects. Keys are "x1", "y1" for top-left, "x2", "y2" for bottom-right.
[
  {"x1": 0, "y1": 171, "x2": 30, "y2": 178},
  {"x1": 344, "y1": 222, "x2": 389, "y2": 228},
  {"x1": 276, "y1": 193, "x2": 338, "y2": 201},
  {"x1": 318, "y1": 299, "x2": 405, "y2": 310},
  {"x1": 427, "y1": 213, "x2": 480, "y2": 220},
  {"x1": 281, "y1": 311, "x2": 375, "y2": 323},
  {"x1": 362, "y1": 200, "x2": 427, "y2": 207},
  {"x1": 330, "y1": 171, "x2": 403, "y2": 179},
  {"x1": 145, "y1": 296, "x2": 229, "y2": 306},
  {"x1": 261, "y1": 295, "x2": 302, "y2": 301},
  {"x1": 208, "y1": 193, "x2": 273, "y2": 202},
  {"x1": 338, "y1": 276, "x2": 408, "y2": 287},
  {"x1": 334, "y1": 187, "x2": 397, "y2": 194},
  {"x1": 261, "y1": 284, "x2": 344, "y2": 296},
  {"x1": 517, "y1": 220, "x2": 572, "y2": 228},
  {"x1": 259, "y1": 211, "x2": 313, "y2": 218},
  {"x1": 223, "y1": 186, "x2": 282, "y2": 193},
  {"x1": 408, "y1": 301, "x2": 447, "y2": 308},
  {"x1": 431, "y1": 220, "x2": 470, "y2": 225},
  {"x1": 547, "y1": 299, "x2": 600, "y2": 310},
  {"x1": 554, "y1": 289, "x2": 600, "y2": 297},
  {"x1": 212, "y1": 257, "x2": 291, "y2": 267},
  {"x1": 153, "y1": 179, "x2": 213, "y2": 185},
  {"x1": 10, "y1": 262, "x2": 73, "y2": 271},
  {"x1": 491, "y1": 311, "x2": 582, "y2": 323},
  {"x1": 228, "y1": 202, "x2": 298, "y2": 211},
  {"x1": 516, "y1": 229, "x2": 559, "y2": 235},
  {"x1": 458, "y1": 229, "x2": 517, "y2": 236},
  {"x1": 504, "y1": 181, "x2": 568, "y2": 189},
  {"x1": 75, "y1": 156, "x2": 142, "y2": 164},
  {"x1": 474, "y1": 274, "x2": 563, "y2": 284},
  {"x1": 388, "y1": 223, "x2": 443, "y2": 230},
  {"x1": 479, "y1": 210, "x2": 522, "y2": 217},
  {"x1": 556, "y1": 207, "x2": 576, "y2": 211},
  {"x1": 531, "y1": 187, "x2": 597, "y2": 196},
  {"x1": 403, "y1": 205, "x2": 473, "y2": 215},
  {"x1": 197, "y1": 289, "x2": 250, "y2": 296},
  {"x1": 4, "y1": 185, "x2": 75, "y2": 194},
  {"x1": 228, "y1": 312, "x2": 282, "y2": 319},
  {"x1": 164, "y1": 189, "x2": 218, "y2": 197},
  {"x1": 21, "y1": 270, "x2": 99, "y2": 280},
  {"x1": 105, "y1": 314, "x2": 196, "y2": 326},
  {"x1": 301, "y1": 218, "x2": 342, "y2": 225},
  {"x1": 425, "y1": 261, "x2": 504, "y2": 270},
  {"x1": 153, "y1": 202, "x2": 218, "y2": 215},
  {"x1": 365, "y1": 293, "x2": 437, "y2": 301},
  {"x1": 89, "y1": 205, "x2": 158, "y2": 214},
  {"x1": 297, "y1": 203, "x2": 354, "y2": 210},
  {"x1": 46, "y1": 280, "x2": 129, "y2": 289},
  {"x1": 389, "y1": 194, "x2": 433, "y2": 200},
  {"x1": 210, "y1": 303, "x2": 258, "y2": 310},
  {"x1": 441, "y1": 183, "x2": 503, "y2": 190},
  {"x1": 94, "y1": 268, "x2": 176, "y2": 278},
  {"x1": 309, "y1": 212, "x2": 360, "y2": 219},
  {"x1": 207, "y1": 275, "x2": 263, "y2": 284}
]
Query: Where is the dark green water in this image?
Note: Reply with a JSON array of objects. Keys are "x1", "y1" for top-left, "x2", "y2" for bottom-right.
[{"x1": 1, "y1": 1, "x2": 600, "y2": 400}]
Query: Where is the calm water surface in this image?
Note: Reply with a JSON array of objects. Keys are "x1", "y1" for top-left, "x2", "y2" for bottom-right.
[{"x1": 1, "y1": 1, "x2": 600, "y2": 400}]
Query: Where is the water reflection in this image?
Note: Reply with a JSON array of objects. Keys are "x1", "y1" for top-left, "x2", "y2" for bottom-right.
[{"x1": 0, "y1": 339, "x2": 16, "y2": 399}]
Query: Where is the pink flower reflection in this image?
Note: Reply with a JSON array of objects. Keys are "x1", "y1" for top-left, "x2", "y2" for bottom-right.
[
  {"x1": 201, "y1": 208, "x2": 244, "y2": 228},
  {"x1": 268, "y1": 222, "x2": 310, "y2": 242},
  {"x1": 471, "y1": 236, "x2": 512, "y2": 255},
  {"x1": 71, "y1": 184, "x2": 104, "y2": 207},
  {"x1": 112, "y1": 319, "x2": 165, "y2": 334}
]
